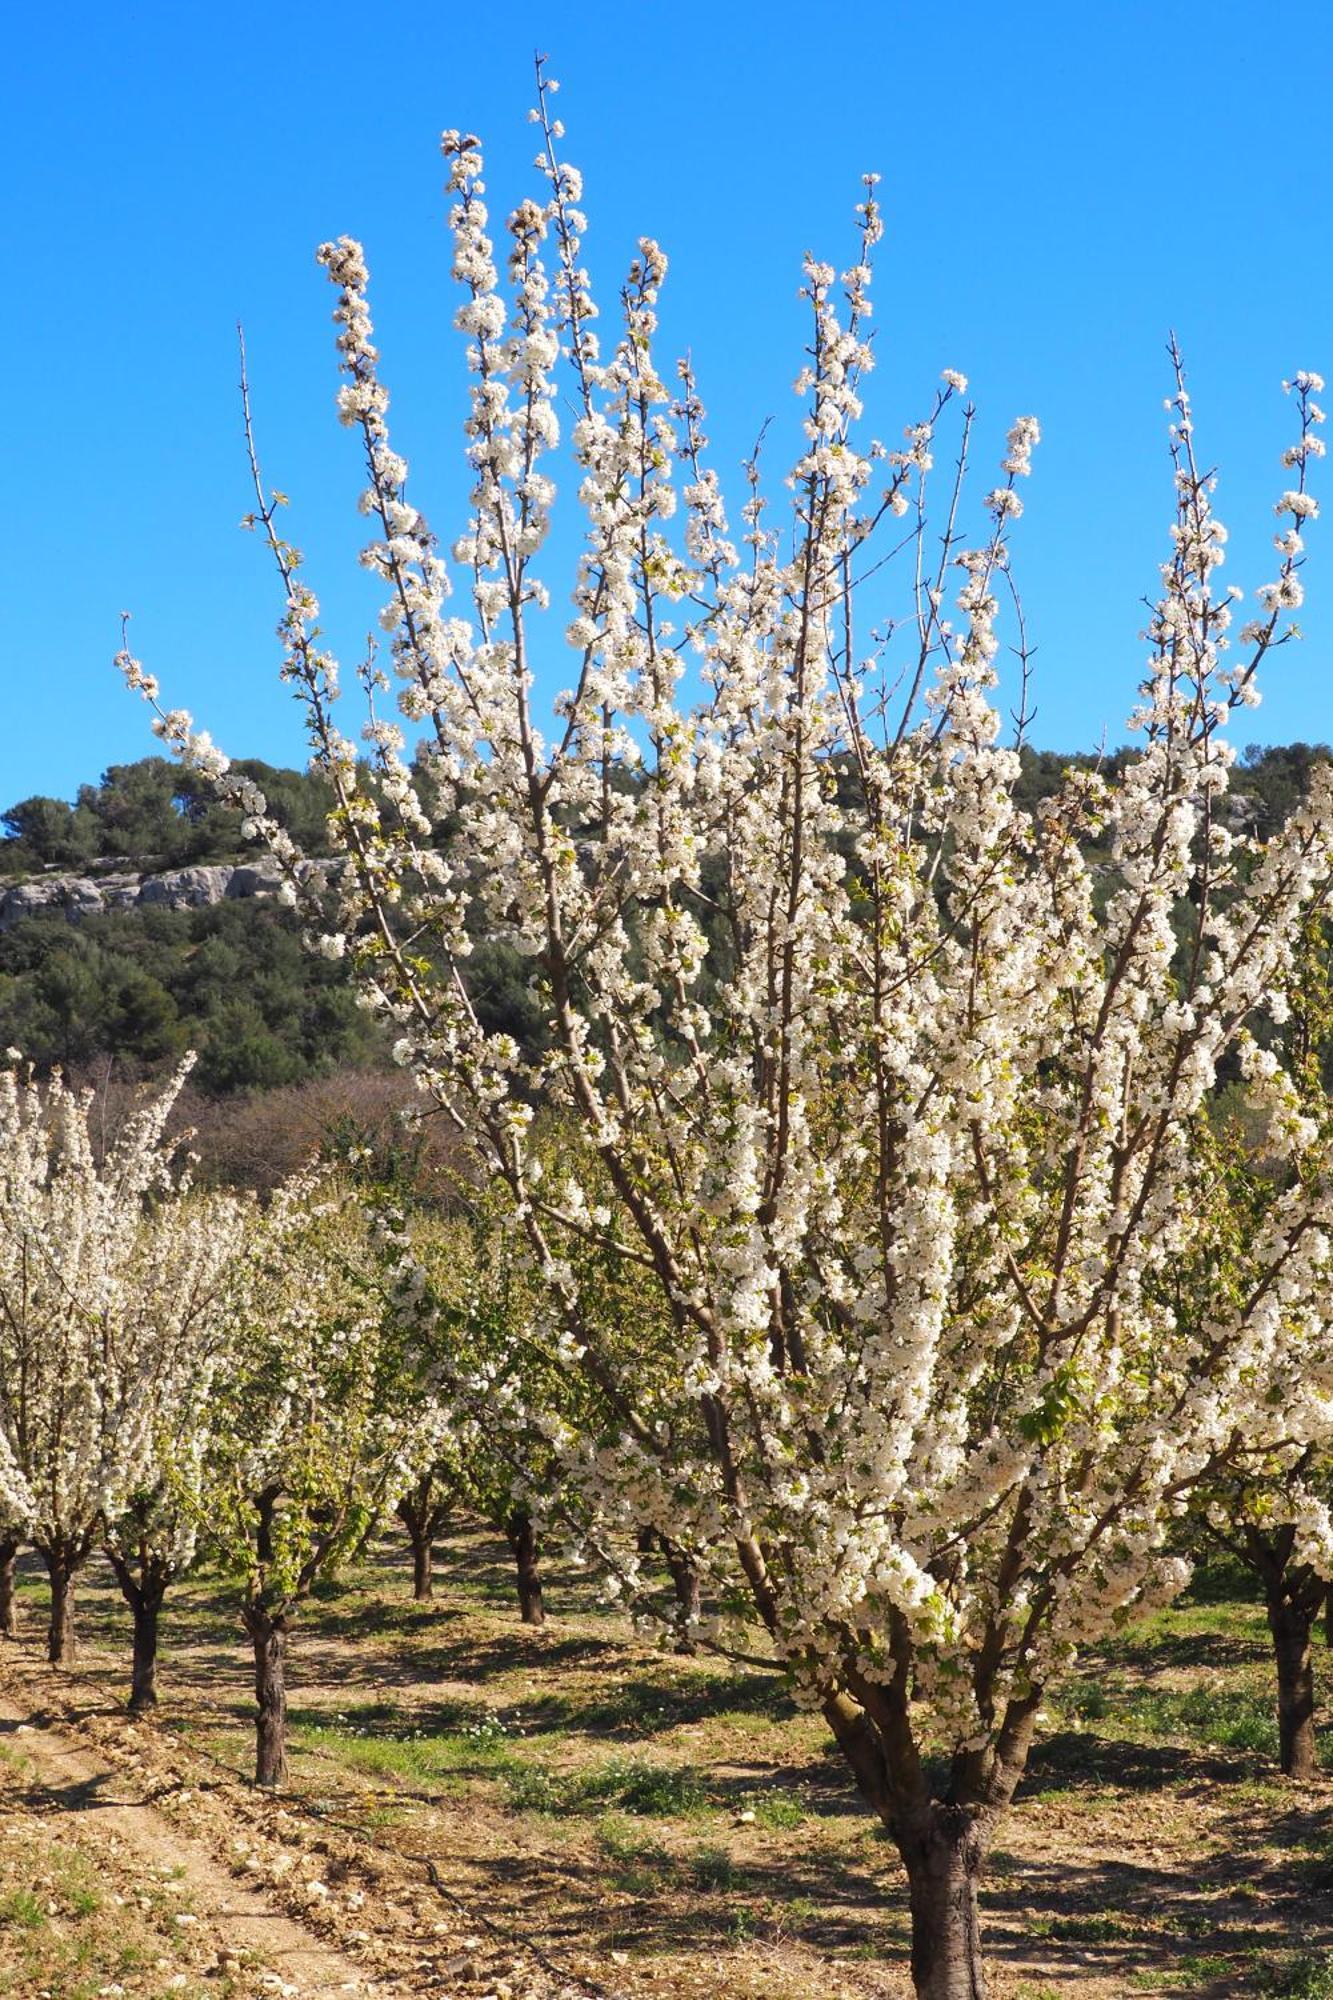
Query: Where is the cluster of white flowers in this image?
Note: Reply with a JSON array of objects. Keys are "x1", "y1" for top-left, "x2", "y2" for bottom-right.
[{"x1": 0, "y1": 1059, "x2": 250, "y2": 1619}]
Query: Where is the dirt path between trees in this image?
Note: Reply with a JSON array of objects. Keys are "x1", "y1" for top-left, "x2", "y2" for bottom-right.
[
  {"x1": 0, "y1": 1648, "x2": 611, "y2": 2000},
  {"x1": 0, "y1": 1684, "x2": 379, "y2": 1996}
]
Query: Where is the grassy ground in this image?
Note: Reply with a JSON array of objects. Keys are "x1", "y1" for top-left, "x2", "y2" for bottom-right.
[{"x1": 5, "y1": 1530, "x2": 1333, "y2": 1996}]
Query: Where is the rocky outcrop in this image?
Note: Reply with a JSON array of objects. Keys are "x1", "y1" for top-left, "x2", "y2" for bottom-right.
[{"x1": 0, "y1": 857, "x2": 342, "y2": 931}]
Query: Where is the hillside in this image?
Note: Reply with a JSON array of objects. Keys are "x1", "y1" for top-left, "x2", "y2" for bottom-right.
[{"x1": 1, "y1": 742, "x2": 1326, "y2": 1100}]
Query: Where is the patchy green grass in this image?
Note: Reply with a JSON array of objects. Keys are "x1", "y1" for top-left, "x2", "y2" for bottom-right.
[
  {"x1": 499, "y1": 1748, "x2": 709, "y2": 1818},
  {"x1": 0, "y1": 1799, "x2": 223, "y2": 2000},
  {"x1": 1128, "y1": 1684, "x2": 1280, "y2": 1758},
  {"x1": 746, "y1": 1787, "x2": 808, "y2": 1830},
  {"x1": 1029, "y1": 1913, "x2": 1132, "y2": 1944},
  {"x1": 293, "y1": 1711, "x2": 527, "y2": 1788},
  {"x1": 0, "y1": 1888, "x2": 46, "y2": 1929},
  {"x1": 1149, "y1": 1958, "x2": 1239, "y2": 1990},
  {"x1": 1265, "y1": 1955, "x2": 1333, "y2": 1996},
  {"x1": 1041, "y1": 1586, "x2": 1301, "y2": 1771},
  {"x1": 687, "y1": 1842, "x2": 740, "y2": 1892}
]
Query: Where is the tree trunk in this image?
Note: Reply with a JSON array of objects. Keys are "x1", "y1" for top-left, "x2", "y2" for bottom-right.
[
  {"x1": 105, "y1": 1546, "x2": 171, "y2": 1715},
  {"x1": 410, "y1": 1532, "x2": 433, "y2": 1602},
  {"x1": 896, "y1": 1804, "x2": 990, "y2": 2000},
  {"x1": 663, "y1": 1539, "x2": 701, "y2": 1655},
  {"x1": 0, "y1": 1536, "x2": 19, "y2": 1640},
  {"x1": 505, "y1": 1511, "x2": 544, "y2": 1626},
  {"x1": 242, "y1": 1605, "x2": 289, "y2": 1788},
  {"x1": 44, "y1": 1550, "x2": 79, "y2": 1665},
  {"x1": 397, "y1": 1477, "x2": 440, "y2": 1602},
  {"x1": 128, "y1": 1591, "x2": 164, "y2": 1714},
  {"x1": 1268, "y1": 1592, "x2": 1319, "y2": 1780},
  {"x1": 401, "y1": 1491, "x2": 434, "y2": 1602}
]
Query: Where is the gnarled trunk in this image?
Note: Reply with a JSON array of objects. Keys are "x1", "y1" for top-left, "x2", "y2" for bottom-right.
[
  {"x1": 636, "y1": 1527, "x2": 700, "y2": 1652},
  {"x1": 896, "y1": 1804, "x2": 989, "y2": 2000},
  {"x1": 0, "y1": 1535, "x2": 19, "y2": 1640},
  {"x1": 1243, "y1": 1525, "x2": 1324, "y2": 1780},
  {"x1": 43, "y1": 1547, "x2": 80, "y2": 1665},
  {"x1": 242, "y1": 1603, "x2": 289, "y2": 1788},
  {"x1": 129, "y1": 1593, "x2": 163, "y2": 1714},
  {"x1": 397, "y1": 1476, "x2": 442, "y2": 1602},
  {"x1": 820, "y1": 1685, "x2": 1029, "y2": 2000},
  {"x1": 1268, "y1": 1592, "x2": 1319, "y2": 1779},
  {"x1": 410, "y1": 1529, "x2": 433, "y2": 1602},
  {"x1": 105, "y1": 1546, "x2": 171, "y2": 1715},
  {"x1": 505, "y1": 1510, "x2": 544, "y2": 1626}
]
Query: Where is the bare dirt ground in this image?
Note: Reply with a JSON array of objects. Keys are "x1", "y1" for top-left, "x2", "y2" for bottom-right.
[{"x1": 3, "y1": 1533, "x2": 1333, "y2": 1999}]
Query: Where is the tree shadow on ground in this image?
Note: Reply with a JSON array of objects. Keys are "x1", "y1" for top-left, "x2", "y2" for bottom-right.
[
  {"x1": 393, "y1": 1817, "x2": 1333, "y2": 1988},
  {"x1": 0, "y1": 1752, "x2": 132, "y2": 1814},
  {"x1": 979, "y1": 1846, "x2": 1332, "y2": 1995},
  {"x1": 1019, "y1": 1728, "x2": 1245, "y2": 1796},
  {"x1": 435, "y1": 1834, "x2": 899, "y2": 1956},
  {"x1": 1084, "y1": 1627, "x2": 1266, "y2": 1673},
  {"x1": 496, "y1": 1665, "x2": 795, "y2": 1738}
]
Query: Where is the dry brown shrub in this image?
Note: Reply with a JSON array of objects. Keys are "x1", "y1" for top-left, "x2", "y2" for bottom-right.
[{"x1": 64, "y1": 1060, "x2": 467, "y2": 1201}]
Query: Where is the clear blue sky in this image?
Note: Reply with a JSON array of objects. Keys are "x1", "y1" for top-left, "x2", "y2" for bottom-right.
[{"x1": 4, "y1": 0, "x2": 1332, "y2": 808}]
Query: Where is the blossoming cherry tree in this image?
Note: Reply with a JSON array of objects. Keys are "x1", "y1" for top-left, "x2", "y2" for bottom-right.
[
  {"x1": 123, "y1": 69, "x2": 1333, "y2": 1998},
  {"x1": 0, "y1": 1060, "x2": 248, "y2": 1674}
]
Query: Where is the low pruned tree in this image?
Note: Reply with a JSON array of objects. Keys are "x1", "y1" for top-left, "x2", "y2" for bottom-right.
[
  {"x1": 202, "y1": 1175, "x2": 444, "y2": 1787},
  {"x1": 1188, "y1": 920, "x2": 1333, "y2": 1781},
  {"x1": 395, "y1": 1466, "x2": 451, "y2": 1602},
  {"x1": 0, "y1": 1058, "x2": 247, "y2": 1668},
  {"x1": 0, "y1": 1513, "x2": 23, "y2": 1641}
]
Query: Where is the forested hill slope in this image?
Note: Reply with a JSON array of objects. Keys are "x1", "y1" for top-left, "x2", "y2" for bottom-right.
[
  {"x1": 0, "y1": 744, "x2": 1326, "y2": 1095},
  {"x1": 0, "y1": 756, "x2": 542, "y2": 1095},
  {"x1": 0, "y1": 755, "x2": 337, "y2": 878}
]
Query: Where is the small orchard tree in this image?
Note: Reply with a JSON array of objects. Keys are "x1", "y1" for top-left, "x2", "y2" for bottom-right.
[
  {"x1": 1187, "y1": 919, "x2": 1333, "y2": 1781},
  {"x1": 0, "y1": 1545, "x2": 19, "y2": 1639},
  {"x1": 516, "y1": 1162, "x2": 710, "y2": 1653},
  {"x1": 413, "y1": 1206, "x2": 560, "y2": 1627},
  {"x1": 102, "y1": 1400, "x2": 227, "y2": 1715},
  {"x1": 0, "y1": 1498, "x2": 26, "y2": 1640},
  {"x1": 399, "y1": 1153, "x2": 701, "y2": 1637},
  {"x1": 0, "y1": 1059, "x2": 247, "y2": 1667},
  {"x1": 123, "y1": 67, "x2": 1333, "y2": 1997},
  {"x1": 0, "y1": 1428, "x2": 28, "y2": 1642},
  {"x1": 203, "y1": 1174, "x2": 444, "y2": 1787},
  {"x1": 395, "y1": 1463, "x2": 451, "y2": 1602},
  {"x1": 329, "y1": 1125, "x2": 461, "y2": 1604},
  {"x1": 1196, "y1": 1467, "x2": 1333, "y2": 1780},
  {"x1": 363, "y1": 1195, "x2": 558, "y2": 1624}
]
